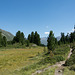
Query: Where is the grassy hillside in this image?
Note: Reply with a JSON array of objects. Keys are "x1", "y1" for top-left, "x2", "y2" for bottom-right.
[{"x1": 0, "y1": 29, "x2": 14, "y2": 41}]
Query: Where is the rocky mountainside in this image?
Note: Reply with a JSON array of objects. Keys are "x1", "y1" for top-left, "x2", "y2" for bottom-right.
[{"x1": 0, "y1": 29, "x2": 14, "y2": 41}]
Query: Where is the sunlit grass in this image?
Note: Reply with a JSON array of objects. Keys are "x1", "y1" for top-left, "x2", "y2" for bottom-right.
[
  {"x1": 36, "y1": 67, "x2": 56, "y2": 75},
  {"x1": 63, "y1": 67, "x2": 75, "y2": 75},
  {"x1": 0, "y1": 46, "x2": 44, "y2": 75}
]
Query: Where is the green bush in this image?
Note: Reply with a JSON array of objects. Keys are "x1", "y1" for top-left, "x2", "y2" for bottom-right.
[
  {"x1": 54, "y1": 56, "x2": 64, "y2": 62},
  {"x1": 70, "y1": 65, "x2": 75, "y2": 71},
  {"x1": 65, "y1": 59, "x2": 74, "y2": 66},
  {"x1": 65, "y1": 45, "x2": 75, "y2": 66}
]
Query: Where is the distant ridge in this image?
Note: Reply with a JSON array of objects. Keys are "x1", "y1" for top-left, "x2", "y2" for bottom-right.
[
  {"x1": 0, "y1": 29, "x2": 14, "y2": 41},
  {"x1": 41, "y1": 36, "x2": 61, "y2": 45},
  {"x1": 41, "y1": 37, "x2": 47, "y2": 46}
]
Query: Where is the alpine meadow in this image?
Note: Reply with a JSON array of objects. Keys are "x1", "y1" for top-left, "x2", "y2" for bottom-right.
[{"x1": 0, "y1": 0, "x2": 75, "y2": 75}]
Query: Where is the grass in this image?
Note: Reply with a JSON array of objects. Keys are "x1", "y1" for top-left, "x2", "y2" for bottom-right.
[
  {"x1": 63, "y1": 67, "x2": 75, "y2": 75},
  {"x1": 0, "y1": 44, "x2": 71, "y2": 75},
  {"x1": 0, "y1": 46, "x2": 44, "y2": 75},
  {"x1": 36, "y1": 67, "x2": 56, "y2": 75}
]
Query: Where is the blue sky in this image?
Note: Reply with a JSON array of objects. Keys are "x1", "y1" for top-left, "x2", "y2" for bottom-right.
[{"x1": 0, "y1": 0, "x2": 75, "y2": 38}]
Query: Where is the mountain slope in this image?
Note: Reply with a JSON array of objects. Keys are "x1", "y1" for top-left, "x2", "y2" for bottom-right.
[
  {"x1": 41, "y1": 36, "x2": 61, "y2": 45},
  {"x1": 0, "y1": 29, "x2": 14, "y2": 41},
  {"x1": 41, "y1": 37, "x2": 47, "y2": 46}
]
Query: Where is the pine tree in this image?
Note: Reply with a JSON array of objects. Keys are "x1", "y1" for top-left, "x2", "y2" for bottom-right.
[
  {"x1": 16, "y1": 31, "x2": 21, "y2": 43},
  {"x1": 0, "y1": 32, "x2": 2, "y2": 46},
  {"x1": 34, "y1": 31, "x2": 40, "y2": 45},
  {"x1": 70, "y1": 32, "x2": 75, "y2": 43},
  {"x1": 55, "y1": 38, "x2": 58, "y2": 45},
  {"x1": 28, "y1": 34, "x2": 31, "y2": 42},
  {"x1": 2, "y1": 36, "x2": 7, "y2": 47},
  {"x1": 30, "y1": 32, "x2": 34, "y2": 43},
  {"x1": 12, "y1": 31, "x2": 25, "y2": 45},
  {"x1": 65, "y1": 33, "x2": 70, "y2": 43},
  {"x1": 20, "y1": 32, "x2": 25, "y2": 45},
  {"x1": 37, "y1": 34, "x2": 40, "y2": 45},
  {"x1": 60, "y1": 33, "x2": 66, "y2": 44},
  {"x1": 47, "y1": 31, "x2": 55, "y2": 52}
]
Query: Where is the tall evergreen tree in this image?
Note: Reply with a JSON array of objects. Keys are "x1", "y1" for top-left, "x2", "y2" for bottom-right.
[
  {"x1": 34, "y1": 31, "x2": 40, "y2": 45},
  {"x1": 60, "y1": 33, "x2": 66, "y2": 44},
  {"x1": 12, "y1": 31, "x2": 25, "y2": 45},
  {"x1": 47, "y1": 31, "x2": 55, "y2": 52},
  {"x1": 55, "y1": 38, "x2": 58, "y2": 45},
  {"x1": 2, "y1": 36, "x2": 7, "y2": 47},
  {"x1": 28, "y1": 34, "x2": 31, "y2": 42},
  {"x1": 0, "y1": 32, "x2": 2, "y2": 46},
  {"x1": 65, "y1": 33, "x2": 70, "y2": 43},
  {"x1": 37, "y1": 34, "x2": 40, "y2": 45},
  {"x1": 34, "y1": 31, "x2": 37, "y2": 44},
  {"x1": 16, "y1": 31, "x2": 21, "y2": 43},
  {"x1": 20, "y1": 32, "x2": 25, "y2": 45},
  {"x1": 30, "y1": 32, "x2": 34, "y2": 43},
  {"x1": 70, "y1": 32, "x2": 75, "y2": 43}
]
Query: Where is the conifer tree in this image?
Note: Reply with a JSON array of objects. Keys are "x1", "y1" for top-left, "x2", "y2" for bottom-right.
[
  {"x1": 0, "y1": 32, "x2": 2, "y2": 46},
  {"x1": 47, "y1": 31, "x2": 55, "y2": 52},
  {"x1": 60, "y1": 33, "x2": 66, "y2": 44},
  {"x1": 2, "y1": 36, "x2": 7, "y2": 47},
  {"x1": 12, "y1": 31, "x2": 25, "y2": 45},
  {"x1": 34, "y1": 31, "x2": 40, "y2": 45},
  {"x1": 20, "y1": 32, "x2": 25, "y2": 45},
  {"x1": 16, "y1": 31, "x2": 21, "y2": 43},
  {"x1": 30, "y1": 32, "x2": 34, "y2": 43},
  {"x1": 28, "y1": 34, "x2": 31, "y2": 42}
]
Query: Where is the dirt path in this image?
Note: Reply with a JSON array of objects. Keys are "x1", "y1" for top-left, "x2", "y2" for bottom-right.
[
  {"x1": 55, "y1": 48, "x2": 72, "y2": 75},
  {"x1": 32, "y1": 48, "x2": 72, "y2": 75}
]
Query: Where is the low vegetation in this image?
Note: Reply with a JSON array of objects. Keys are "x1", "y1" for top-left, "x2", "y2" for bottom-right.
[
  {"x1": 0, "y1": 47, "x2": 44, "y2": 75},
  {"x1": 64, "y1": 43, "x2": 75, "y2": 72},
  {"x1": 36, "y1": 67, "x2": 56, "y2": 75},
  {"x1": 0, "y1": 29, "x2": 75, "y2": 75}
]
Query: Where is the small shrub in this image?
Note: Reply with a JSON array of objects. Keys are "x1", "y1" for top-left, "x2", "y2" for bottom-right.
[
  {"x1": 70, "y1": 65, "x2": 75, "y2": 71},
  {"x1": 54, "y1": 56, "x2": 64, "y2": 62}
]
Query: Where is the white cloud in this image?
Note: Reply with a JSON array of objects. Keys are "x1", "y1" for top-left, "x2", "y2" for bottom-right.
[
  {"x1": 68, "y1": 28, "x2": 75, "y2": 34},
  {"x1": 45, "y1": 32, "x2": 49, "y2": 35}
]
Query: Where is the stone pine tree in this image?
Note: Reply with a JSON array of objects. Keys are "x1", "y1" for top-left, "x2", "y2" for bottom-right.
[
  {"x1": 12, "y1": 31, "x2": 25, "y2": 45},
  {"x1": 30, "y1": 32, "x2": 34, "y2": 43},
  {"x1": 34, "y1": 31, "x2": 37, "y2": 44},
  {"x1": 70, "y1": 32, "x2": 75, "y2": 43},
  {"x1": 34, "y1": 31, "x2": 40, "y2": 45},
  {"x1": 37, "y1": 34, "x2": 40, "y2": 45},
  {"x1": 60, "y1": 33, "x2": 65, "y2": 44},
  {"x1": 28, "y1": 34, "x2": 31, "y2": 42},
  {"x1": 0, "y1": 32, "x2": 2, "y2": 46},
  {"x1": 2, "y1": 36, "x2": 7, "y2": 47},
  {"x1": 16, "y1": 31, "x2": 21, "y2": 43},
  {"x1": 47, "y1": 31, "x2": 55, "y2": 53},
  {"x1": 55, "y1": 38, "x2": 58, "y2": 45},
  {"x1": 65, "y1": 33, "x2": 70, "y2": 43},
  {"x1": 20, "y1": 32, "x2": 25, "y2": 45}
]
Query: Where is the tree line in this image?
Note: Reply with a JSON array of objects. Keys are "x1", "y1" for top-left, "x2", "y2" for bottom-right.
[
  {"x1": 12, "y1": 31, "x2": 40, "y2": 45},
  {"x1": 28, "y1": 31, "x2": 40, "y2": 45},
  {"x1": 0, "y1": 30, "x2": 75, "y2": 48},
  {"x1": 47, "y1": 31, "x2": 75, "y2": 53},
  {"x1": 0, "y1": 30, "x2": 41, "y2": 47}
]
